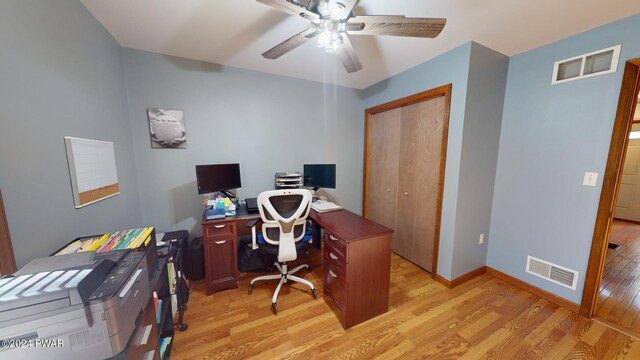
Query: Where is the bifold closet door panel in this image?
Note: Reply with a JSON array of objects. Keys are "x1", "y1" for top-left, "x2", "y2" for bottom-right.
[
  {"x1": 394, "y1": 105, "x2": 421, "y2": 263},
  {"x1": 366, "y1": 109, "x2": 401, "y2": 232},
  {"x1": 411, "y1": 96, "x2": 446, "y2": 272},
  {"x1": 395, "y1": 96, "x2": 446, "y2": 272}
]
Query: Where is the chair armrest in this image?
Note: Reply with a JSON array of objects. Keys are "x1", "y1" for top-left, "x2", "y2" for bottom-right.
[
  {"x1": 245, "y1": 218, "x2": 261, "y2": 250},
  {"x1": 246, "y1": 219, "x2": 260, "y2": 228}
]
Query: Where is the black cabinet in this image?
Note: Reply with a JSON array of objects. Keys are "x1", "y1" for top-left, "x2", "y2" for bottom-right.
[
  {"x1": 153, "y1": 231, "x2": 190, "y2": 358},
  {"x1": 151, "y1": 257, "x2": 173, "y2": 359},
  {"x1": 115, "y1": 231, "x2": 190, "y2": 359}
]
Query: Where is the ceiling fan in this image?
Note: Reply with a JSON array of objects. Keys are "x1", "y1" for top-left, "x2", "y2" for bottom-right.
[{"x1": 256, "y1": 0, "x2": 446, "y2": 73}]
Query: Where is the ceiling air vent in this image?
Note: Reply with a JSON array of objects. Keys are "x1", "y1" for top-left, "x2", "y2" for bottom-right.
[
  {"x1": 526, "y1": 256, "x2": 578, "y2": 290},
  {"x1": 552, "y1": 45, "x2": 621, "y2": 84}
]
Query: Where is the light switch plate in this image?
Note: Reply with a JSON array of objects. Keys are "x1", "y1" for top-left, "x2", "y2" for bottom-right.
[{"x1": 583, "y1": 172, "x2": 599, "y2": 187}]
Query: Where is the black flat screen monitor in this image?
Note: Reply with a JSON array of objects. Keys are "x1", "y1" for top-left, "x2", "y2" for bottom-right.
[
  {"x1": 195, "y1": 163, "x2": 241, "y2": 195},
  {"x1": 303, "y1": 164, "x2": 336, "y2": 190}
]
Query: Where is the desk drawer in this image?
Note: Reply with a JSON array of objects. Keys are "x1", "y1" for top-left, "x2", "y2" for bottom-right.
[
  {"x1": 324, "y1": 246, "x2": 346, "y2": 273},
  {"x1": 324, "y1": 232, "x2": 346, "y2": 255},
  {"x1": 204, "y1": 222, "x2": 236, "y2": 239},
  {"x1": 324, "y1": 261, "x2": 346, "y2": 311}
]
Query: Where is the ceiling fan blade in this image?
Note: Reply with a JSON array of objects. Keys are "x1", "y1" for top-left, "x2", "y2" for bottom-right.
[
  {"x1": 257, "y1": 0, "x2": 320, "y2": 22},
  {"x1": 337, "y1": 35, "x2": 362, "y2": 73},
  {"x1": 262, "y1": 28, "x2": 319, "y2": 59},
  {"x1": 348, "y1": 16, "x2": 446, "y2": 38}
]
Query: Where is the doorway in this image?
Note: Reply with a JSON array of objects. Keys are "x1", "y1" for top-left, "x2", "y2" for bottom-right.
[
  {"x1": 614, "y1": 123, "x2": 640, "y2": 222},
  {"x1": 592, "y1": 99, "x2": 640, "y2": 335},
  {"x1": 581, "y1": 59, "x2": 640, "y2": 330},
  {"x1": 596, "y1": 219, "x2": 640, "y2": 335}
]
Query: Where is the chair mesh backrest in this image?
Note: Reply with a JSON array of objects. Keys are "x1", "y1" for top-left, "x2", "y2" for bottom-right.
[
  {"x1": 262, "y1": 195, "x2": 304, "y2": 238},
  {"x1": 261, "y1": 195, "x2": 302, "y2": 220},
  {"x1": 257, "y1": 189, "x2": 312, "y2": 262}
]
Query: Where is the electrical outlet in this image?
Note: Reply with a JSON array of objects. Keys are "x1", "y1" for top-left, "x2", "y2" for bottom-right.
[
  {"x1": 583, "y1": 172, "x2": 598, "y2": 187},
  {"x1": 479, "y1": 233, "x2": 485, "y2": 245}
]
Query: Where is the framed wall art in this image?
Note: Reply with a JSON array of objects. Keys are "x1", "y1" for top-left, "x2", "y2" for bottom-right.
[{"x1": 147, "y1": 108, "x2": 187, "y2": 149}]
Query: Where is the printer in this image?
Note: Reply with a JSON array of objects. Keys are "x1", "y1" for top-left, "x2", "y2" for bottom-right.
[{"x1": 0, "y1": 250, "x2": 150, "y2": 360}]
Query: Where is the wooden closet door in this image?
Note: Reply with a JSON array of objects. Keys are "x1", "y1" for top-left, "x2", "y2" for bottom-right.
[
  {"x1": 0, "y1": 189, "x2": 16, "y2": 275},
  {"x1": 395, "y1": 107, "x2": 420, "y2": 262},
  {"x1": 395, "y1": 96, "x2": 446, "y2": 272},
  {"x1": 366, "y1": 108, "x2": 401, "y2": 232}
]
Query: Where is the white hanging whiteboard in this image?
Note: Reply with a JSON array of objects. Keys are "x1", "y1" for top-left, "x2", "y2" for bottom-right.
[{"x1": 64, "y1": 137, "x2": 120, "y2": 208}]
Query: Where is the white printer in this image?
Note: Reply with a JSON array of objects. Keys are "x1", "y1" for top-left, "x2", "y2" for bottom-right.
[{"x1": 0, "y1": 250, "x2": 150, "y2": 360}]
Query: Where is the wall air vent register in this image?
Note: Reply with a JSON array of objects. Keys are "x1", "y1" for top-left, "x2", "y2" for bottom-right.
[
  {"x1": 526, "y1": 255, "x2": 579, "y2": 290},
  {"x1": 552, "y1": 45, "x2": 621, "y2": 84}
]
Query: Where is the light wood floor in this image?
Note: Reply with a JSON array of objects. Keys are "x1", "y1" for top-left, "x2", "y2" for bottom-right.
[
  {"x1": 596, "y1": 219, "x2": 640, "y2": 338},
  {"x1": 172, "y1": 247, "x2": 640, "y2": 359}
]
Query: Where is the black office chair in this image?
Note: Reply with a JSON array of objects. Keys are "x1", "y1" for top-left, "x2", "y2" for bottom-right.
[{"x1": 246, "y1": 189, "x2": 317, "y2": 314}]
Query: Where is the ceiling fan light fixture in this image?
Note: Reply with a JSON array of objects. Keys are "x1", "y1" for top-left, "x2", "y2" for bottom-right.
[
  {"x1": 323, "y1": 32, "x2": 344, "y2": 54},
  {"x1": 316, "y1": 19, "x2": 345, "y2": 53},
  {"x1": 317, "y1": 31, "x2": 331, "y2": 47}
]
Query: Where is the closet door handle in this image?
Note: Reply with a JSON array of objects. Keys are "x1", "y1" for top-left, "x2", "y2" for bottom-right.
[
  {"x1": 214, "y1": 240, "x2": 227, "y2": 245},
  {"x1": 386, "y1": 188, "x2": 391, "y2": 192},
  {"x1": 329, "y1": 270, "x2": 337, "y2": 278},
  {"x1": 403, "y1": 192, "x2": 409, "y2": 196},
  {"x1": 214, "y1": 224, "x2": 226, "y2": 229},
  {"x1": 329, "y1": 253, "x2": 338, "y2": 260}
]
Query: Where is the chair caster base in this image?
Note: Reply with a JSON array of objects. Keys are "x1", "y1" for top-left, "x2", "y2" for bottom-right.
[
  {"x1": 248, "y1": 284, "x2": 254, "y2": 295},
  {"x1": 272, "y1": 303, "x2": 278, "y2": 315},
  {"x1": 312, "y1": 289, "x2": 317, "y2": 300}
]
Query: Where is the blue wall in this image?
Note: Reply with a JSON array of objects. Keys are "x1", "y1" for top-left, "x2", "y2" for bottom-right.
[
  {"x1": 0, "y1": 0, "x2": 142, "y2": 267},
  {"x1": 488, "y1": 13, "x2": 640, "y2": 303},
  {"x1": 451, "y1": 43, "x2": 508, "y2": 279},
  {"x1": 121, "y1": 49, "x2": 364, "y2": 236}
]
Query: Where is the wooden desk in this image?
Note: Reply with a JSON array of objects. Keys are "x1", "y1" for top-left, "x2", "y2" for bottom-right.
[{"x1": 202, "y1": 206, "x2": 393, "y2": 328}]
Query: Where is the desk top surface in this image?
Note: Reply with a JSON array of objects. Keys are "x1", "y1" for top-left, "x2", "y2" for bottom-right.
[
  {"x1": 202, "y1": 205, "x2": 393, "y2": 242},
  {"x1": 308, "y1": 208, "x2": 393, "y2": 242},
  {"x1": 202, "y1": 204, "x2": 259, "y2": 224}
]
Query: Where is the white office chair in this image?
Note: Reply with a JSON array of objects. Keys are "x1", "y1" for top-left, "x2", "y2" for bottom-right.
[{"x1": 247, "y1": 189, "x2": 317, "y2": 314}]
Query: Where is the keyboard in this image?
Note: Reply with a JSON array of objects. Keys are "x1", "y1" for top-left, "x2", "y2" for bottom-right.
[{"x1": 311, "y1": 200, "x2": 342, "y2": 213}]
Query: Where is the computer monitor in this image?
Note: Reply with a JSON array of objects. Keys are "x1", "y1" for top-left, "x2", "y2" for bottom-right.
[
  {"x1": 303, "y1": 164, "x2": 336, "y2": 191},
  {"x1": 195, "y1": 163, "x2": 241, "y2": 197}
]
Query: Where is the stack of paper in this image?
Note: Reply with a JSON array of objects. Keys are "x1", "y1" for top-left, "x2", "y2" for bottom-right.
[
  {"x1": 56, "y1": 237, "x2": 99, "y2": 255},
  {"x1": 310, "y1": 200, "x2": 342, "y2": 213}
]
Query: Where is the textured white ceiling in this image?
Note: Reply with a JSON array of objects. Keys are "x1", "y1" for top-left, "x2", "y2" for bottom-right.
[{"x1": 80, "y1": 0, "x2": 640, "y2": 89}]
